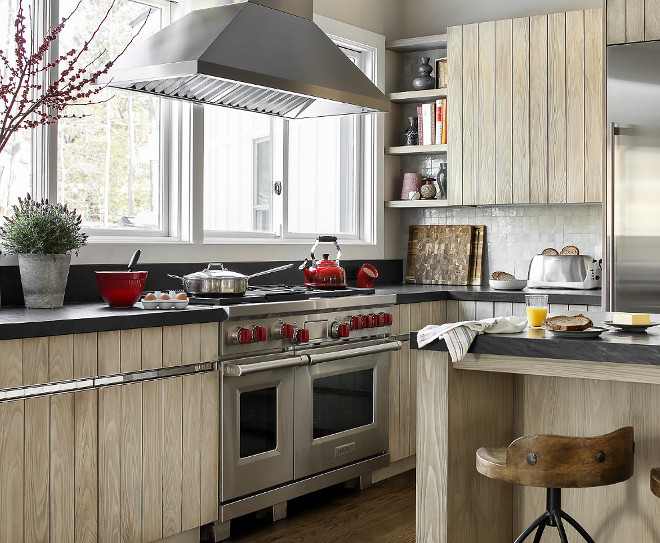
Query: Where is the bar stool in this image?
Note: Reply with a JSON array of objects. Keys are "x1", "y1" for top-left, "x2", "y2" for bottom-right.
[
  {"x1": 651, "y1": 468, "x2": 660, "y2": 498},
  {"x1": 476, "y1": 427, "x2": 635, "y2": 543}
]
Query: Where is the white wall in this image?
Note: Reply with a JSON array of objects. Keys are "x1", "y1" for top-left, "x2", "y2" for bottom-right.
[{"x1": 314, "y1": 0, "x2": 402, "y2": 39}]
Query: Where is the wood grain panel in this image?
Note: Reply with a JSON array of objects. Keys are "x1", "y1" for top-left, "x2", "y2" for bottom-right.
[
  {"x1": 478, "y1": 21, "x2": 497, "y2": 205},
  {"x1": 120, "y1": 328, "x2": 141, "y2": 372},
  {"x1": 182, "y1": 323, "x2": 202, "y2": 366},
  {"x1": 585, "y1": 8, "x2": 604, "y2": 203},
  {"x1": 457, "y1": 300, "x2": 476, "y2": 322},
  {"x1": 447, "y1": 25, "x2": 463, "y2": 206},
  {"x1": 163, "y1": 376, "x2": 183, "y2": 537},
  {"x1": 121, "y1": 382, "x2": 143, "y2": 542},
  {"x1": 398, "y1": 341, "x2": 412, "y2": 459},
  {"x1": 409, "y1": 305, "x2": 424, "y2": 457},
  {"x1": 183, "y1": 374, "x2": 202, "y2": 531},
  {"x1": 163, "y1": 325, "x2": 183, "y2": 367},
  {"x1": 627, "y1": 0, "x2": 645, "y2": 41},
  {"x1": 566, "y1": 10, "x2": 586, "y2": 203},
  {"x1": 98, "y1": 333, "x2": 120, "y2": 543},
  {"x1": 548, "y1": 12, "x2": 567, "y2": 203},
  {"x1": 475, "y1": 300, "x2": 495, "y2": 320},
  {"x1": 142, "y1": 328, "x2": 163, "y2": 543},
  {"x1": 512, "y1": 17, "x2": 530, "y2": 204},
  {"x1": 24, "y1": 337, "x2": 49, "y2": 543},
  {"x1": 462, "y1": 23, "x2": 479, "y2": 205},
  {"x1": 75, "y1": 389, "x2": 98, "y2": 543},
  {"x1": 530, "y1": 15, "x2": 549, "y2": 203},
  {"x1": 607, "y1": 0, "x2": 627, "y2": 43},
  {"x1": 74, "y1": 332, "x2": 98, "y2": 379},
  {"x1": 49, "y1": 335, "x2": 75, "y2": 543},
  {"x1": 389, "y1": 348, "x2": 402, "y2": 462},
  {"x1": 0, "y1": 340, "x2": 23, "y2": 543},
  {"x1": 200, "y1": 371, "x2": 220, "y2": 526},
  {"x1": 200, "y1": 322, "x2": 219, "y2": 362},
  {"x1": 646, "y1": 0, "x2": 660, "y2": 40},
  {"x1": 496, "y1": 19, "x2": 513, "y2": 205},
  {"x1": 494, "y1": 302, "x2": 514, "y2": 318}
]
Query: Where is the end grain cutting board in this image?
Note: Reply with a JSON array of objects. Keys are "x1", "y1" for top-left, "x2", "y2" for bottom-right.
[{"x1": 406, "y1": 225, "x2": 474, "y2": 285}]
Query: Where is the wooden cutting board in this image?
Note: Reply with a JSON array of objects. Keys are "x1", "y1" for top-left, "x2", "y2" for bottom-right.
[
  {"x1": 468, "y1": 225, "x2": 486, "y2": 286},
  {"x1": 406, "y1": 225, "x2": 474, "y2": 285}
]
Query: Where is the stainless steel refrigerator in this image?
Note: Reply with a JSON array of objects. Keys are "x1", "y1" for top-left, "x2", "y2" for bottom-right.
[{"x1": 606, "y1": 40, "x2": 660, "y2": 312}]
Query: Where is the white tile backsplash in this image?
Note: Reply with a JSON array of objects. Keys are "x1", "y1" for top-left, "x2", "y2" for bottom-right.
[{"x1": 399, "y1": 204, "x2": 603, "y2": 283}]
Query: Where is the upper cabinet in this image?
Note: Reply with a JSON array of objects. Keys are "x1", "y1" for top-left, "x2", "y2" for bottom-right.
[
  {"x1": 607, "y1": 0, "x2": 660, "y2": 43},
  {"x1": 447, "y1": 9, "x2": 604, "y2": 206}
]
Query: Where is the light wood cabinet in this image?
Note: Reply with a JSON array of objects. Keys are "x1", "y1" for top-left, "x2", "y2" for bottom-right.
[
  {"x1": 0, "y1": 324, "x2": 220, "y2": 543},
  {"x1": 448, "y1": 8, "x2": 604, "y2": 205},
  {"x1": 607, "y1": 0, "x2": 660, "y2": 43}
]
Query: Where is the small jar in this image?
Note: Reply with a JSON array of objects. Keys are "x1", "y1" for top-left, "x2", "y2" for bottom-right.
[{"x1": 420, "y1": 179, "x2": 437, "y2": 200}]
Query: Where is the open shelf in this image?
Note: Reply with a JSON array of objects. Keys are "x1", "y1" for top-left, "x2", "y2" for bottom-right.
[
  {"x1": 385, "y1": 199, "x2": 449, "y2": 208},
  {"x1": 385, "y1": 144, "x2": 447, "y2": 155},
  {"x1": 386, "y1": 34, "x2": 448, "y2": 52},
  {"x1": 388, "y1": 88, "x2": 447, "y2": 103}
]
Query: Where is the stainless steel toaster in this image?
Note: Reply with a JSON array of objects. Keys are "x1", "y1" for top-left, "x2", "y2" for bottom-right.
[{"x1": 527, "y1": 255, "x2": 602, "y2": 289}]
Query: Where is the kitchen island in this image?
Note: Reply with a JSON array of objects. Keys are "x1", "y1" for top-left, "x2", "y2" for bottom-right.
[{"x1": 412, "y1": 306, "x2": 660, "y2": 543}]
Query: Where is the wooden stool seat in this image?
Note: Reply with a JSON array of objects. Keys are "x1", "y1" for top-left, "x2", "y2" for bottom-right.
[
  {"x1": 651, "y1": 468, "x2": 660, "y2": 498},
  {"x1": 476, "y1": 427, "x2": 635, "y2": 543}
]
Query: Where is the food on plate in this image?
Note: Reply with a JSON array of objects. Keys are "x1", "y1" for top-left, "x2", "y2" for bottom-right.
[
  {"x1": 612, "y1": 313, "x2": 651, "y2": 325},
  {"x1": 159, "y1": 293, "x2": 171, "y2": 300},
  {"x1": 175, "y1": 292, "x2": 188, "y2": 300},
  {"x1": 491, "y1": 271, "x2": 516, "y2": 281},
  {"x1": 543, "y1": 314, "x2": 593, "y2": 331},
  {"x1": 560, "y1": 245, "x2": 579, "y2": 255},
  {"x1": 541, "y1": 248, "x2": 559, "y2": 256},
  {"x1": 144, "y1": 293, "x2": 156, "y2": 301}
]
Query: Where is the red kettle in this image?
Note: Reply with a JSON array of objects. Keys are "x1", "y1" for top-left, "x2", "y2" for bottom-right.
[{"x1": 300, "y1": 236, "x2": 347, "y2": 289}]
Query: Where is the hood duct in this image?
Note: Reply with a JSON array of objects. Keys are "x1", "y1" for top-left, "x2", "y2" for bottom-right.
[{"x1": 98, "y1": 0, "x2": 390, "y2": 118}]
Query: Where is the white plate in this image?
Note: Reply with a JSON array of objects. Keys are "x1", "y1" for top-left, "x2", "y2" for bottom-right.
[
  {"x1": 542, "y1": 326, "x2": 608, "y2": 338},
  {"x1": 489, "y1": 279, "x2": 527, "y2": 290},
  {"x1": 602, "y1": 321, "x2": 660, "y2": 333}
]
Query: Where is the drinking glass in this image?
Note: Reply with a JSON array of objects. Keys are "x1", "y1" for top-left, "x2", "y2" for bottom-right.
[{"x1": 525, "y1": 294, "x2": 549, "y2": 327}]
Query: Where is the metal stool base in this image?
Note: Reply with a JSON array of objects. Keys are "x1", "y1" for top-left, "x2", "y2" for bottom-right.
[{"x1": 514, "y1": 488, "x2": 596, "y2": 543}]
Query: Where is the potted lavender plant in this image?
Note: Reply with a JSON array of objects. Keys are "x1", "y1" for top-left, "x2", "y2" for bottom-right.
[{"x1": 1, "y1": 194, "x2": 87, "y2": 308}]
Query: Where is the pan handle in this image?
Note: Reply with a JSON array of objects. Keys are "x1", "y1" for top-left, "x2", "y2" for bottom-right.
[
  {"x1": 167, "y1": 274, "x2": 184, "y2": 281},
  {"x1": 248, "y1": 263, "x2": 293, "y2": 279}
]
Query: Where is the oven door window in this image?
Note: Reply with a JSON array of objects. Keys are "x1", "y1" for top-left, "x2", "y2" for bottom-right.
[
  {"x1": 312, "y1": 369, "x2": 374, "y2": 439},
  {"x1": 240, "y1": 386, "x2": 277, "y2": 458}
]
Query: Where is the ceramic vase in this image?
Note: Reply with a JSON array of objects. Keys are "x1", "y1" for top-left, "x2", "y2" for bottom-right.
[
  {"x1": 420, "y1": 179, "x2": 437, "y2": 199},
  {"x1": 401, "y1": 173, "x2": 423, "y2": 200},
  {"x1": 18, "y1": 253, "x2": 71, "y2": 308},
  {"x1": 412, "y1": 57, "x2": 435, "y2": 90},
  {"x1": 404, "y1": 116, "x2": 418, "y2": 146}
]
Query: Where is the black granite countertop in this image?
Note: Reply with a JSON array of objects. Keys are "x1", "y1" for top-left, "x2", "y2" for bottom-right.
[
  {"x1": 0, "y1": 303, "x2": 227, "y2": 340},
  {"x1": 376, "y1": 284, "x2": 602, "y2": 305},
  {"x1": 411, "y1": 312, "x2": 660, "y2": 366}
]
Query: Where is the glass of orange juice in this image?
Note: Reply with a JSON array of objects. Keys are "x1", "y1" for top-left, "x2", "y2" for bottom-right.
[{"x1": 525, "y1": 294, "x2": 548, "y2": 327}]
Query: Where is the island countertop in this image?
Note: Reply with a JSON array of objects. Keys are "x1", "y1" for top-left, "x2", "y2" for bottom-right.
[{"x1": 411, "y1": 312, "x2": 660, "y2": 366}]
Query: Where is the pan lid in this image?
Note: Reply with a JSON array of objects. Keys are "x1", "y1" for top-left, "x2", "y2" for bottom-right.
[{"x1": 187, "y1": 263, "x2": 247, "y2": 280}]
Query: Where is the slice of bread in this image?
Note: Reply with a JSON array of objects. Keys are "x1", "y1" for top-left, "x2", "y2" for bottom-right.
[
  {"x1": 560, "y1": 245, "x2": 579, "y2": 255},
  {"x1": 543, "y1": 314, "x2": 593, "y2": 331},
  {"x1": 491, "y1": 271, "x2": 515, "y2": 281},
  {"x1": 541, "y1": 248, "x2": 559, "y2": 256}
]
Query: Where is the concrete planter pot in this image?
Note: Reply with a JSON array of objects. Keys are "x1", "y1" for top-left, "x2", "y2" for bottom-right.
[{"x1": 18, "y1": 253, "x2": 72, "y2": 309}]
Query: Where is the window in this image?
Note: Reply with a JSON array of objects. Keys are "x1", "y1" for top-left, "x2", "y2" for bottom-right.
[
  {"x1": 57, "y1": 0, "x2": 168, "y2": 234},
  {"x1": 202, "y1": 41, "x2": 374, "y2": 242}
]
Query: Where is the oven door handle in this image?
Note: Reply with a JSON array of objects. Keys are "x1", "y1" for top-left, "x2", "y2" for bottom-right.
[
  {"x1": 223, "y1": 355, "x2": 309, "y2": 377},
  {"x1": 307, "y1": 340, "x2": 402, "y2": 366}
]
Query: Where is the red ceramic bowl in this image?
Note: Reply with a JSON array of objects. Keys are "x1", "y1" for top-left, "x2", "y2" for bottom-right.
[{"x1": 95, "y1": 271, "x2": 148, "y2": 308}]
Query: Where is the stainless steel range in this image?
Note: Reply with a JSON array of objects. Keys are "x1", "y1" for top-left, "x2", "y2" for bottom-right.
[{"x1": 204, "y1": 291, "x2": 399, "y2": 541}]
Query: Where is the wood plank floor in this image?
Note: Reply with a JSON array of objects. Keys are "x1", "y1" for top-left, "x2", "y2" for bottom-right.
[{"x1": 228, "y1": 469, "x2": 416, "y2": 542}]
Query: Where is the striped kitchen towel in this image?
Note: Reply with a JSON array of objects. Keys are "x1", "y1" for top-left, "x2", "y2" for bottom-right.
[{"x1": 416, "y1": 316, "x2": 527, "y2": 362}]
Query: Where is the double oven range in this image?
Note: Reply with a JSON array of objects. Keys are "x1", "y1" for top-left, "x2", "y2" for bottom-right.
[{"x1": 205, "y1": 291, "x2": 399, "y2": 540}]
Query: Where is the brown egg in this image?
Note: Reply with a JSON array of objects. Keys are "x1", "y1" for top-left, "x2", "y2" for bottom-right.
[
  {"x1": 144, "y1": 293, "x2": 156, "y2": 301},
  {"x1": 159, "y1": 294, "x2": 171, "y2": 300},
  {"x1": 175, "y1": 292, "x2": 188, "y2": 300}
]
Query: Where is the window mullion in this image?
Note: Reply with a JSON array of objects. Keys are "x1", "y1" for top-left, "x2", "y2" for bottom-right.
[{"x1": 281, "y1": 119, "x2": 290, "y2": 239}]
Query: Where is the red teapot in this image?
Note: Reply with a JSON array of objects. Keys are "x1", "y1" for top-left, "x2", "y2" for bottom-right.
[{"x1": 300, "y1": 236, "x2": 347, "y2": 289}]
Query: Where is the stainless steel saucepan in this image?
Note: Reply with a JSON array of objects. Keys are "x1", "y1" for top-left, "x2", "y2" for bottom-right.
[{"x1": 168, "y1": 263, "x2": 293, "y2": 296}]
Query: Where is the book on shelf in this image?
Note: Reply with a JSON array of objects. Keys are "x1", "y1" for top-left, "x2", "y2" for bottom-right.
[
  {"x1": 435, "y1": 99, "x2": 443, "y2": 146},
  {"x1": 417, "y1": 105, "x2": 424, "y2": 145},
  {"x1": 421, "y1": 103, "x2": 435, "y2": 147},
  {"x1": 414, "y1": 100, "x2": 447, "y2": 146},
  {"x1": 435, "y1": 58, "x2": 448, "y2": 88}
]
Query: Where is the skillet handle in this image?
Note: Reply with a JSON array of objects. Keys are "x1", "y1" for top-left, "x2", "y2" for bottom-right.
[{"x1": 167, "y1": 274, "x2": 184, "y2": 281}]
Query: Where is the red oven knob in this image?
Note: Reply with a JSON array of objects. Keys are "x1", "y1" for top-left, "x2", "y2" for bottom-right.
[
  {"x1": 294, "y1": 328, "x2": 310, "y2": 344},
  {"x1": 373, "y1": 314, "x2": 385, "y2": 327},
  {"x1": 235, "y1": 327, "x2": 252, "y2": 345},
  {"x1": 349, "y1": 316, "x2": 362, "y2": 330},
  {"x1": 252, "y1": 326, "x2": 267, "y2": 342},
  {"x1": 331, "y1": 322, "x2": 351, "y2": 339},
  {"x1": 383, "y1": 313, "x2": 393, "y2": 326},
  {"x1": 361, "y1": 315, "x2": 373, "y2": 329},
  {"x1": 280, "y1": 324, "x2": 295, "y2": 339}
]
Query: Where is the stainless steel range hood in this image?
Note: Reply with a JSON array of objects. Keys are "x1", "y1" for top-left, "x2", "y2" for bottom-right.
[{"x1": 98, "y1": 0, "x2": 390, "y2": 118}]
